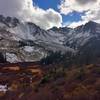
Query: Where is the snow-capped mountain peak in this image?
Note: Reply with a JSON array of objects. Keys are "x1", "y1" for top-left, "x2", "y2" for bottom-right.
[
  {"x1": 0, "y1": 15, "x2": 74, "y2": 63},
  {"x1": 0, "y1": 15, "x2": 100, "y2": 63}
]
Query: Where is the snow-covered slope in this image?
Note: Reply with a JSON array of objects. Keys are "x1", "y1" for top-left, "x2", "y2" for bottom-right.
[
  {"x1": 0, "y1": 15, "x2": 100, "y2": 63},
  {"x1": 49, "y1": 21, "x2": 100, "y2": 50},
  {"x1": 0, "y1": 15, "x2": 73, "y2": 63}
]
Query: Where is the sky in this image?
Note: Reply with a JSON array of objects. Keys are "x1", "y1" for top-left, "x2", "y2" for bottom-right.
[
  {"x1": 0, "y1": 0, "x2": 100, "y2": 29},
  {"x1": 33, "y1": 0, "x2": 84, "y2": 26}
]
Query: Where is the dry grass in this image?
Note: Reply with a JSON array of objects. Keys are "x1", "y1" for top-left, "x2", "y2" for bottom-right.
[
  {"x1": 3, "y1": 66, "x2": 20, "y2": 71},
  {"x1": 0, "y1": 63, "x2": 100, "y2": 100}
]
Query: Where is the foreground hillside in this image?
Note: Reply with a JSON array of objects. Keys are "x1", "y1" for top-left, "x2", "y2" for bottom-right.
[{"x1": 0, "y1": 62, "x2": 100, "y2": 100}]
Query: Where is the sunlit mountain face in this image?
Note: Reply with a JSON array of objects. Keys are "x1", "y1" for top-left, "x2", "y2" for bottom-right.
[{"x1": 0, "y1": 1, "x2": 100, "y2": 100}]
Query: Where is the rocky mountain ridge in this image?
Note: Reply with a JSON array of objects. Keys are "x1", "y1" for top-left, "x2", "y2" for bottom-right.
[{"x1": 0, "y1": 15, "x2": 100, "y2": 63}]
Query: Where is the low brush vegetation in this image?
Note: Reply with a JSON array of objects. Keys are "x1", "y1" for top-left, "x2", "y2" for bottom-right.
[
  {"x1": 0, "y1": 51, "x2": 100, "y2": 100},
  {"x1": 0, "y1": 63, "x2": 100, "y2": 100}
]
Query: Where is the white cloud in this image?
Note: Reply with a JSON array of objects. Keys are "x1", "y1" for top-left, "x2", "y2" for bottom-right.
[
  {"x1": 59, "y1": 0, "x2": 100, "y2": 25},
  {"x1": 59, "y1": 0, "x2": 100, "y2": 14},
  {"x1": 68, "y1": 21, "x2": 87, "y2": 28},
  {"x1": 0, "y1": 0, "x2": 62, "y2": 30},
  {"x1": 31, "y1": 8, "x2": 62, "y2": 29}
]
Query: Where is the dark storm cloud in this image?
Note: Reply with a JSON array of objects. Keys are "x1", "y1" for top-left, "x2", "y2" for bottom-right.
[{"x1": 76, "y1": 0, "x2": 97, "y2": 5}]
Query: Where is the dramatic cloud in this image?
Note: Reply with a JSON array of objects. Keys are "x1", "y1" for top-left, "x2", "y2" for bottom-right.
[
  {"x1": 0, "y1": 0, "x2": 62, "y2": 29},
  {"x1": 59, "y1": 0, "x2": 100, "y2": 27}
]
